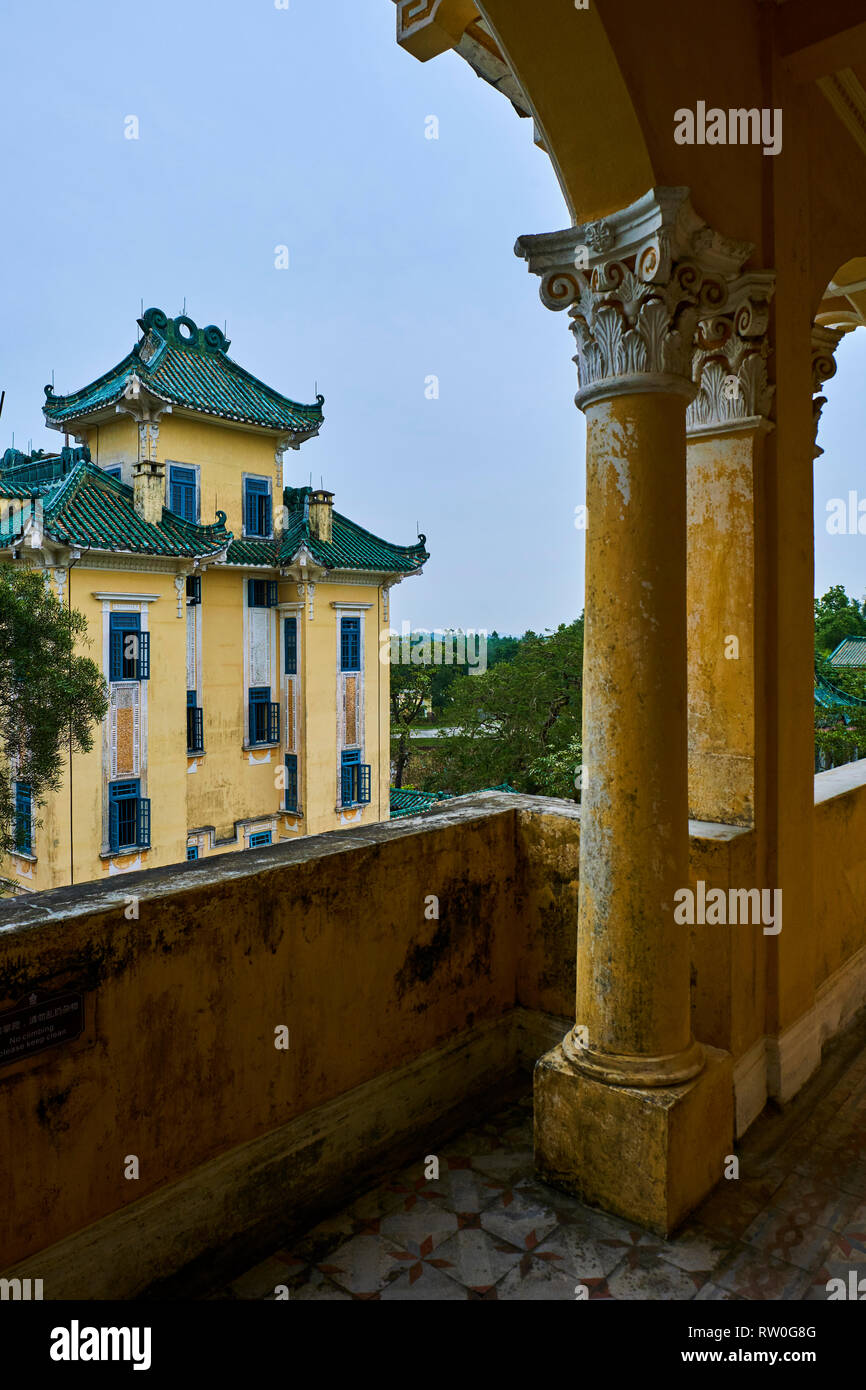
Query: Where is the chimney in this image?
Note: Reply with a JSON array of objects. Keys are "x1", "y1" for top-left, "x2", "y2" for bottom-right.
[
  {"x1": 308, "y1": 488, "x2": 334, "y2": 543},
  {"x1": 133, "y1": 460, "x2": 165, "y2": 525}
]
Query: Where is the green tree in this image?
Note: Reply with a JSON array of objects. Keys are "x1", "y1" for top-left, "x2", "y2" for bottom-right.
[
  {"x1": 814, "y1": 584, "x2": 866, "y2": 660},
  {"x1": 0, "y1": 565, "x2": 109, "y2": 862},
  {"x1": 430, "y1": 619, "x2": 584, "y2": 796},
  {"x1": 389, "y1": 659, "x2": 433, "y2": 788}
]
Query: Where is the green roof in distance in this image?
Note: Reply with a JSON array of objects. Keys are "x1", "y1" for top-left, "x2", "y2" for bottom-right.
[{"x1": 43, "y1": 307, "x2": 325, "y2": 436}]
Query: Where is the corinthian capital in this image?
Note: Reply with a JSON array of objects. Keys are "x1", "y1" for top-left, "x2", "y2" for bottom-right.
[
  {"x1": 515, "y1": 187, "x2": 755, "y2": 410},
  {"x1": 686, "y1": 272, "x2": 776, "y2": 436}
]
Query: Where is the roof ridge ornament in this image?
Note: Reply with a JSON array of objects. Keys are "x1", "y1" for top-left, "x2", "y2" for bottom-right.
[{"x1": 136, "y1": 306, "x2": 231, "y2": 355}]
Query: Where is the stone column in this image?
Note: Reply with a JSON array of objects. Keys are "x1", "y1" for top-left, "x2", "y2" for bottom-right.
[
  {"x1": 516, "y1": 188, "x2": 742, "y2": 1233},
  {"x1": 686, "y1": 277, "x2": 775, "y2": 828}
]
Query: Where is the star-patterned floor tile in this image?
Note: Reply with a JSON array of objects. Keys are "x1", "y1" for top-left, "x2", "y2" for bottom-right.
[{"x1": 432, "y1": 1227, "x2": 525, "y2": 1294}]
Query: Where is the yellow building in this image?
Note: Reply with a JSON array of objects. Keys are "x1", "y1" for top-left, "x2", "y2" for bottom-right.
[{"x1": 0, "y1": 307, "x2": 427, "y2": 891}]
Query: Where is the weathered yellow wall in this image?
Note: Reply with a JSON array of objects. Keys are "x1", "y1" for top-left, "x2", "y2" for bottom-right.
[
  {"x1": 4, "y1": 566, "x2": 188, "y2": 891},
  {"x1": 155, "y1": 415, "x2": 281, "y2": 535},
  {"x1": 0, "y1": 801, "x2": 520, "y2": 1269},
  {"x1": 814, "y1": 764, "x2": 866, "y2": 988},
  {"x1": 0, "y1": 793, "x2": 815, "y2": 1272}
]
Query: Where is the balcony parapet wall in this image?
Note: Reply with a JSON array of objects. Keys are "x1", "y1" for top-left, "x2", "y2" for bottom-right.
[{"x1": 0, "y1": 786, "x2": 861, "y2": 1291}]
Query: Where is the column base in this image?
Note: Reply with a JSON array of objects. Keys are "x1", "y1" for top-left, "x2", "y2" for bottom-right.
[{"x1": 534, "y1": 1040, "x2": 733, "y2": 1236}]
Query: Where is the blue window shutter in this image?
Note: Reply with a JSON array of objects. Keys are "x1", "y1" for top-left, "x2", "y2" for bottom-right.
[
  {"x1": 285, "y1": 755, "x2": 298, "y2": 811},
  {"x1": 341, "y1": 763, "x2": 353, "y2": 805},
  {"x1": 249, "y1": 687, "x2": 269, "y2": 744},
  {"x1": 247, "y1": 578, "x2": 256, "y2": 606},
  {"x1": 359, "y1": 764, "x2": 371, "y2": 805},
  {"x1": 186, "y1": 575, "x2": 201, "y2": 605},
  {"x1": 137, "y1": 798, "x2": 151, "y2": 848},
  {"x1": 109, "y1": 628, "x2": 123, "y2": 681},
  {"x1": 187, "y1": 845, "x2": 199, "y2": 861},
  {"x1": 110, "y1": 613, "x2": 142, "y2": 680},
  {"x1": 245, "y1": 477, "x2": 271, "y2": 536},
  {"x1": 170, "y1": 466, "x2": 196, "y2": 521},
  {"x1": 268, "y1": 701, "x2": 280, "y2": 744},
  {"x1": 341, "y1": 749, "x2": 361, "y2": 804},
  {"x1": 284, "y1": 618, "x2": 297, "y2": 674},
  {"x1": 267, "y1": 581, "x2": 278, "y2": 608},
  {"x1": 341, "y1": 617, "x2": 360, "y2": 671},
  {"x1": 109, "y1": 800, "x2": 119, "y2": 853},
  {"x1": 138, "y1": 631, "x2": 150, "y2": 681},
  {"x1": 14, "y1": 783, "x2": 32, "y2": 853}
]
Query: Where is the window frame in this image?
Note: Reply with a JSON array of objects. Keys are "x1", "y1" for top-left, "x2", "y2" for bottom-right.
[
  {"x1": 109, "y1": 613, "x2": 149, "y2": 682},
  {"x1": 340, "y1": 616, "x2": 361, "y2": 672},
  {"x1": 248, "y1": 686, "x2": 280, "y2": 746},
  {"x1": 247, "y1": 578, "x2": 278, "y2": 609},
  {"x1": 14, "y1": 781, "x2": 32, "y2": 855},
  {"x1": 284, "y1": 753, "x2": 299, "y2": 812},
  {"x1": 168, "y1": 463, "x2": 199, "y2": 524},
  {"x1": 108, "y1": 778, "x2": 150, "y2": 853},
  {"x1": 243, "y1": 475, "x2": 273, "y2": 539},
  {"x1": 340, "y1": 749, "x2": 371, "y2": 808},
  {"x1": 284, "y1": 616, "x2": 298, "y2": 675},
  {"x1": 186, "y1": 690, "x2": 204, "y2": 754}
]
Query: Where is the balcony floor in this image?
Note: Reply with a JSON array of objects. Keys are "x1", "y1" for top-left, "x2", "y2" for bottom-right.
[{"x1": 204, "y1": 1024, "x2": 866, "y2": 1301}]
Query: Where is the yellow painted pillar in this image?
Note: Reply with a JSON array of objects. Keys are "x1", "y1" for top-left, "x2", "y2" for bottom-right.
[
  {"x1": 517, "y1": 188, "x2": 743, "y2": 1234},
  {"x1": 575, "y1": 388, "x2": 703, "y2": 1084},
  {"x1": 685, "y1": 282, "x2": 775, "y2": 827}
]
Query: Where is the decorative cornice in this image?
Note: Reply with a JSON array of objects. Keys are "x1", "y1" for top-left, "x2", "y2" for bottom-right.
[
  {"x1": 811, "y1": 325, "x2": 846, "y2": 458},
  {"x1": 515, "y1": 188, "x2": 754, "y2": 410},
  {"x1": 92, "y1": 591, "x2": 161, "y2": 603}
]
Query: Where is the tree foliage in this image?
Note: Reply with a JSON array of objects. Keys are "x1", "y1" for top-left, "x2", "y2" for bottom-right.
[
  {"x1": 389, "y1": 660, "x2": 433, "y2": 788},
  {"x1": 427, "y1": 619, "x2": 584, "y2": 797},
  {"x1": 0, "y1": 565, "x2": 109, "y2": 859},
  {"x1": 814, "y1": 584, "x2": 866, "y2": 660}
]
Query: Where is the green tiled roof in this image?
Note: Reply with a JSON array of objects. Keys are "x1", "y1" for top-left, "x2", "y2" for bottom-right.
[
  {"x1": 0, "y1": 455, "x2": 232, "y2": 558},
  {"x1": 390, "y1": 788, "x2": 454, "y2": 817},
  {"x1": 828, "y1": 637, "x2": 866, "y2": 668},
  {"x1": 43, "y1": 308, "x2": 325, "y2": 435},
  {"x1": 224, "y1": 486, "x2": 428, "y2": 573},
  {"x1": 389, "y1": 783, "x2": 516, "y2": 818},
  {"x1": 815, "y1": 669, "x2": 866, "y2": 712}
]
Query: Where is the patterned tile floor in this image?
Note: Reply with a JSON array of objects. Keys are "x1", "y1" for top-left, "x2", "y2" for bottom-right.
[{"x1": 209, "y1": 1041, "x2": 866, "y2": 1301}]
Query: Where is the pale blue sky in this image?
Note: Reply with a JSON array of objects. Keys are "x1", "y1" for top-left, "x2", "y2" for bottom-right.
[{"x1": 1, "y1": 1, "x2": 860, "y2": 632}]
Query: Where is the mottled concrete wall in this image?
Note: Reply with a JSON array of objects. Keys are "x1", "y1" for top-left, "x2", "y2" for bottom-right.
[
  {"x1": 0, "y1": 797, "x2": 520, "y2": 1268},
  {"x1": 0, "y1": 787, "x2": 851, "y2": 1270}
]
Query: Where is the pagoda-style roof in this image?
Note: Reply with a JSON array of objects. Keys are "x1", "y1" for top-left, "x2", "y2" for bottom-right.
[
  {"x1": 815, "y1": 668, "x2": 866, "y2": 712},
  {"x1": 828, "y1": 637, "x2": 866, "y2": 668},
  {"x1": 0, "y1": 450, "x2": 231, "y2": 559},
  {"x1": 225, "y1": 485, "x2": 429, "y2": 573},
  {"x1": 42, "y1": 308, "x2": 325, "y2": 436}
]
